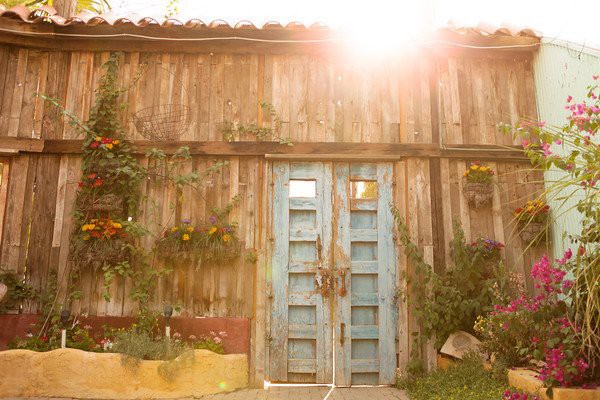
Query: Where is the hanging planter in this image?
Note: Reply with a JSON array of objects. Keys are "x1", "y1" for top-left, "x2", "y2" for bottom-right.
[
  {"x1": 462, "y1": 162, "x2": 495, "y2": 208},
  {"x1": 463, "y1": 182, "x2": 494, "y2": 208},
  {"x1": 518, "y1": 222, "x2": 546, "y2": 244},
  {"x1": 154, "y1": 212, "x2": 241, "y2": 265},
  {"x1": 514, "y1": 200, "x2": 550, "y2": 245},
  {"x1": 132, "y1": 104, "x2": 191, "y2": 141},
  {"x1": 89, "y1": 193, "x2": 123, "y2": 212}
]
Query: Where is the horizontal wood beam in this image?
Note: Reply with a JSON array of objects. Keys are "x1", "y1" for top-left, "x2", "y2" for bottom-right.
[{"x1": 0, "y1": 138, "x2": 530, "y2": 161}]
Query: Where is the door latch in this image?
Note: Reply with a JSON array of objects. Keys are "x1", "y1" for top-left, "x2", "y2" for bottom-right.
[
  {"x1": 337, "y1": 267, "x2": 348, "y2": 297},
  {"x1": 340, "y1": 322, "x2": 346, "y2": 346}
]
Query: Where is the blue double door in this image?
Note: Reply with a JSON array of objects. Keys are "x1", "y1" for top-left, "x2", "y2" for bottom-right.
[{"x1": 270, "y1": 162, "x2": 398, "y2": 386}]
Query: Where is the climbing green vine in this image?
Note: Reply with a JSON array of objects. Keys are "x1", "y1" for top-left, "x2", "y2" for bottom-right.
[
  {"x1": 391, "y1": 204, "x2": 512, "y2": 376},
  {"x1": 221, "y1": 102, "x2": 293, "y2": 146}
]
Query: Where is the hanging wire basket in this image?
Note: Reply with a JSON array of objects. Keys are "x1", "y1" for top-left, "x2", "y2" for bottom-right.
[{"x1": 132, "y1": 104, "x2": 191, "y2": 141}]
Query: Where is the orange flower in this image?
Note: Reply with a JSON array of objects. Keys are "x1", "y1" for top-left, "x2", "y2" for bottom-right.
[{"x1": 222, "y1": 234, "x2": 231, "y2": 242}]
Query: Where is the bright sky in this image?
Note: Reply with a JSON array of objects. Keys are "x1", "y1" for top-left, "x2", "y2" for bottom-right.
[{"x1": 112, "y1": 0, "x2": 600, "y2": 49}]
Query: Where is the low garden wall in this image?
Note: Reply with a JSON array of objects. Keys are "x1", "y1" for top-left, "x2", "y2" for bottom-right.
[
  {"x1": 508, "y1": 369, "x2": 600, "y2": 400},
  {"x1": 0, "y1": 348, "x2": 248, "y2": 399},
  {"x1": 0, "y1": 314, "x2": 250, "y2": 354}
]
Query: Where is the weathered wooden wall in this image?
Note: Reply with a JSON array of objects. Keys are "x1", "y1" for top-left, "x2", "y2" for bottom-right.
[{"x1": 0, "y1": 44, "x2": 548, "y2": 323}]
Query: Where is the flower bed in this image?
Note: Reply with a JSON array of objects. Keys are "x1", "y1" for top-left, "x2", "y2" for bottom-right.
[
  {"x1": 0, "y1": 348, "x2": 248, "y2": 399},
  {"x1": 508, "y1": 369, "x2": 600, "y2": 400}
]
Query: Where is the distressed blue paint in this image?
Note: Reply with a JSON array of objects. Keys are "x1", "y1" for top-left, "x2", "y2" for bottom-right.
[
  {"x1": 270, "y1": 162, "x2": 333, "y2": 384},
  {"x1": 271, "y1": 162, "x2": 396, "y2": 385}
]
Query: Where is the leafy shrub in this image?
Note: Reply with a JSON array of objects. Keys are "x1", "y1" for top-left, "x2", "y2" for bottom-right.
[
  {"x1": 397, "y1": 353, "x2": 507, "y2": 400},
  {"x1": 476, "y1": 251, "x2": 592, "y2": 387},
  {"x1": 111, "y1": 330, "x2": 188, "y2": 364},
  {"x1": 503, "y1": 80, "x2": 599, "y2": 375},
  {"x1": 393, "y1": 211, "x2": 512, "y2": 355}
]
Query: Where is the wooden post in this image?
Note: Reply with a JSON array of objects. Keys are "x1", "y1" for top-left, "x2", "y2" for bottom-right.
[{"x1": 52, "y1": 0, "x2": 78, "y2": 17}]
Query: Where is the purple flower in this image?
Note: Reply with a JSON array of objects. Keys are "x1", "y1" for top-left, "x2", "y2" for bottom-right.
[
  {"x1": 209, "y1": 215, "x2": 217, "y2": 224},
  {"x1": 182, "y1": 218, "x2": 191, "y2": 224}
]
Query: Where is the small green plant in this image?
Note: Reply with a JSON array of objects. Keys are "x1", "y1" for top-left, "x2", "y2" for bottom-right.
[
  {"x1": 8, "y1": 316, "x2": 100, "y2": 352},
  {"x1": 0, "y1": 269, "x2": 37, "y2": 313},
  {"x1": 397, "y1": 352, "x2": 507, "y2": 400},
  {"x1": 191, "y1": 331, "x2": 226, "y2": 354}
]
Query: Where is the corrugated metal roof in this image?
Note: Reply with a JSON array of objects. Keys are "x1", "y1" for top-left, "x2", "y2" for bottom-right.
[{"x1": 0, "y1": 4, "x2": 541, "y2": 37}]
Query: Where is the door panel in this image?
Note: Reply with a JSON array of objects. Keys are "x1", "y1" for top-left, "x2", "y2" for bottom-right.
[
  {"x1": 334, "y1": 163, "x2": 397, "y2": 386},
  {"x1": 270, "y1": 161, "x2": 333, "y2": 383},
  {"x1": 270, "y1": 162, "x2": 397, "y2": 385}
]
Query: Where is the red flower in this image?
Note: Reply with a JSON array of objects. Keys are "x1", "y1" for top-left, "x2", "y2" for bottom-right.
[
  {"x1": 90, "y1": 142, "x2": 100, "y2": 149},
  {"x1": 578, "y1": 245, "x2": 586, "y2": 256},
  {"x1": 88, "y1": 173, "x2": 97, "y2": 179},
  {"x1": 78, "y1": 182, "x2": 85, "y2": 188},
  {"x1": 93, "y1": 178, "x2": 104, "y2": 187},
  {"x1": 101, "y1": 137, "x2": 113, "y2": 144}
]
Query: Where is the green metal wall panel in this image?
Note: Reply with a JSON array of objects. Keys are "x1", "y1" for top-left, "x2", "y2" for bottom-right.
[{"x1": 533, "y1": 40, "x2": 600, "y2": 258}]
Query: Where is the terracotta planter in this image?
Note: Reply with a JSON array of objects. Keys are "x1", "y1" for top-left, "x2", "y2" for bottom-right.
[
  {"x1": 463, "y1": 182, "x2": 493, "y2": 208},
  {"x1": 519, "y1": 222, "x2": 546, "y2": 244}
]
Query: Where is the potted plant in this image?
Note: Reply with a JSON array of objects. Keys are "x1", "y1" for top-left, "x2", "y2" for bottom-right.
[
  {"x1": 466, "y1": 238, "x2": 505, "y2": 277},
  {"x1": 155, "y1": 219, "x2": 203, "y2": 260},
  {"x1": 463, "y1": 162, "x2": 495, "y2": 208},
  {"x1": 514, "y1": 200, "x2": 550, "y2": 244}
]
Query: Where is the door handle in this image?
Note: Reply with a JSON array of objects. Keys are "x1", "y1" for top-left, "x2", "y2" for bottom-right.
[
  {"x1": 316, "y1": 234, "x2": 322, "y2": 262},
  {"x1": 340, "y1": 322, "x2": 345, "y2": 346}
]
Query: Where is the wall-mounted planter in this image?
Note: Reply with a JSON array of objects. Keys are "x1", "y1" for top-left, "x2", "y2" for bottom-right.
[
  {"x1": 463, "y1": 182, "x2": 493, "y2": 208},
  {"x1": 508, "y1": 368, "x2": 600, "y2": 400},
  {"x1": 0, "y1": 348, "x2": 248, "y2": 399},
  {"x1": 519, "y1": 222, "x2": 547, "y2": 244}
]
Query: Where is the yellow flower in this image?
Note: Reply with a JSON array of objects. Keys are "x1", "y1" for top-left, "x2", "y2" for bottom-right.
[
  {"x1": 209, "y1": 226, "x2": 217, "y2": 235},
  {"x1": 112, "y1": 222, "x2": 122, "y2": 229},
  {"x1": 83, "y1": 235, "x2": 90, "y2": 241},
  {"x1": 94, "y1": 136, "x2": 102, "y2": 142},
  {"x1": 222, "y1": 234, "x2": 231, "y2": 242},
  {"x1": 187, "y1": 227, "x2": 194, "y2": 233},
  {"x1": 81, "y1": 224, "x2": 96, "y2": 232},
  {"x1": 470, "y1": 165, "x2": 478, "y2": 170},
  {"x1": 112, "y1": 140, "x2": 120, "y2": 145},
  {"x1": 480, "y1": 166, "x2": 488, "y2": 171},
  {"x1": 182, "y1": 234, "x2": 190, "y2": 241},
  {"x1": 171, "y1": 226, "x2": 179, "y2": 232},
  {"x1": 105, "y1": 143, "x2": 113, "y2": 149},
  {"x1": 463, "y1": 171, "x2": 469, "y2": 177}
]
